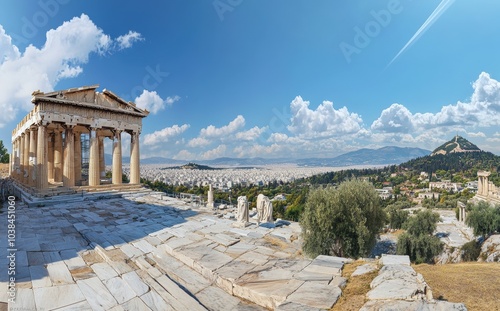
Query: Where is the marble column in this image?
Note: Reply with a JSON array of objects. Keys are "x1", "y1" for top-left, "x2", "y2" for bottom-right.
[
  {"x1": 47, "y1": 133, "x2": 54, "y2": 181},
  {"x1": 129, "y1": 131, "x2": 140, "y2": 184},
  {"x1": 13, "y1": 138, "x2": 19, "y2": 180},
  {"x1": 29, "y1": 128, "x2": 37, "y2": 187},
  {"x1": 36, "y1": 123, "x2": 48, "y2": 190},
  {"x1": 74, "y1": 132, "x2": 82, "y2": 185},
  {"x1": 63, "y1": 125, "x2": 75, "y2": 187},
  {"x1": 89, "y1": 128, "x2": 100, "y2": 186},
  {"x1": 53, "y1": 129, "x2": 63, "y2": 183},
  {"x1": 112, "y1": 130, "x2": 122, "y2": 185},
  {"x1": 8, "y1": 150, "x2": 12, "y2": 177},
  {"x1": 98, "y1": 136, "x2": 105, "y2": 178},
  {"x1": 19, "y1": 134, "x2": 25, "y2": 182},
  {"x1": 23, "y1": 131, "x2": 29, "y2": 185}
]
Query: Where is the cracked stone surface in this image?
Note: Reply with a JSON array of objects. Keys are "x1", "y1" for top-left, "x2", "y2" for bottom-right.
[{"x1": 0, "y1": 190, "x2": 347, "y2": 310}]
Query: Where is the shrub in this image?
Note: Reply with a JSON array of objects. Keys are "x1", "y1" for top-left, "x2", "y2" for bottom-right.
[
  {"x1": 396, "y1": 209, "x2": 443, "y2": 263},
  {"x1": 466, "y1": 201, "x2": 500, "y2": 237},
  {"x1": 397, "y1": 232, "x2": 442, "y2": 264},
  {"x1": 461, "y1": 240, "x2": 481, "y2": 262},
  {"x1": 300, "y1": 180, "x2": 385, "y2": 258},
  {"x1": 386, "y1": 204, "x2": 410, "y2": 229}
]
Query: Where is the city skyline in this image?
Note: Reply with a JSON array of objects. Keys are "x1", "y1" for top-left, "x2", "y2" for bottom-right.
[{"x1": 1, "y1": 1, "x2": 500, "y2": 160}]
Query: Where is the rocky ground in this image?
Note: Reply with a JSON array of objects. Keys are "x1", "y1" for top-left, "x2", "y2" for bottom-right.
[{"x1": 0, "y1": 188, "x2": 475, "y2": 310}]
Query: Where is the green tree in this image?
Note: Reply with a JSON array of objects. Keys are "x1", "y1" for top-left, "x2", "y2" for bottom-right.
[
  {"x1": 465, "y1": 201, "x2": 500, "y2": 237},
  {"x1": 300, "y1": 180, "x2": 386, "y2": 258},
  {"x1": 386, "y1": 202, "x2": 410, "y2": 230},
  {"x1": 0, "y1": 140, "x2": 9, "y2": 163},
  {"x1": 396, "y1": 210, "x2": 443, "y2": 263}
]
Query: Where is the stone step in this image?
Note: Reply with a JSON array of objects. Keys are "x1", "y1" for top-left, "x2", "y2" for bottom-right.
[
  {"x1": 92, "y1": 244, "x2": 208, "y2": 311},
  {"x1": 149, "y1": 247, "x2": 266, "y2": 311}
]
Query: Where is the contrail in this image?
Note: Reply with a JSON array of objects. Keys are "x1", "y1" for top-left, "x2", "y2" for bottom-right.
[{"x1": 387, "y1": 0, "x2": 456, "y2": 67}]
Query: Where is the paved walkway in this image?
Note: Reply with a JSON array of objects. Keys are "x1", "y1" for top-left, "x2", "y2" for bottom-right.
[{"x1": 1, "y1": 191, "x2": 347, "y2": 310}]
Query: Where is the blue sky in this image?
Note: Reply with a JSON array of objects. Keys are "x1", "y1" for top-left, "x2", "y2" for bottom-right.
[{"x1": 1, "y1": 0, "x2": 500, "y2": 160}]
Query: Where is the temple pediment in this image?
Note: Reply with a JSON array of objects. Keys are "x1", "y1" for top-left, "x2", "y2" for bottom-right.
[{"x1": 31, "y1": 85, "x2": 149, "y2": 117}]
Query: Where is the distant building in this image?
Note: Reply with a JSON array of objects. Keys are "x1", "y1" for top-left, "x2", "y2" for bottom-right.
[
  {"x1": 429, "y1": 180, "x2": 462, "y2": 192},
  {"x1": 376, "y1": 188, "x2": 392, "y2": 200}
]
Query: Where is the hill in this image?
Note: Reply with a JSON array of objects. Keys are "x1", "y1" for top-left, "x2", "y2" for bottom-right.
[
  {"x1": 312, "y1": 146, "x2": 430, "y2": 166},
  {"x1": 431, "y1": 135, "x2": 481, "y2": 156},
  {"x1": 105, "y1": 146, "x2": 430, "y2": 167},
  {"x1": 161, "y1": 162, "x2": 221, "y2": 170},
  {"x1": 400, "y1": 151, "x2": 500, "y2": 179}
]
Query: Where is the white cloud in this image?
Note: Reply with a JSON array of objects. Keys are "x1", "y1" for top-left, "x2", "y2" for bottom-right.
[
  {"x1": 116, "y1": 31, "x2": 144, "y2": 49},
  {"x1": 201, "y1": 144, "x2": 227, "y2": 160},
  {"x1": 166, "y1": 95, "x2": 181, "y2": 105},
  {"x1": 371, "y1": 104, "x2": 415, "y2": 133},
  {"x1": 187, "y1": 137, "x2": 211, "y2": 148},
  {"x1": 233, "y1": 143, "x2": 286, "y2": 158},
  {"x1": 200, "y1": 115, "x2": 245, "y2": 138},
  {"x1": 467, "y1": 131, "x2": 486, "y2": 138},
  {"x1": 143, "y1": 124, "x2": 190, "y2": 145},
  {"x1": 134, "y1": 90, "x2": 179, "y2": 114},
  {"x1": 174, "y1": 150, "x2": 195, "y2": 160},
  {"x1": 287, "y1": 96, "x2": 363, "y2": 138},
  {"x1": 267, "y1": 133, "x2": 289, "y2": 143},
  {"x1": 0, "y1": 14, "x2": 142, "y2": 128},
  {"x1": 372, "y1": 72, "x2": 500, "y2": 134},
  {"x1": 235, "y1": 126, "x2": 267, "y2": 141}
]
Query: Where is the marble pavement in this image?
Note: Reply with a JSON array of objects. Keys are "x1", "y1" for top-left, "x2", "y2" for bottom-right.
[{"x1": 1, "y1": 191, "x2": 349, "y2": 310}]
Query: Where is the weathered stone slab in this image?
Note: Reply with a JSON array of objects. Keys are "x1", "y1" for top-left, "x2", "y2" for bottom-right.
[
  {"x1": 196, "y1": 286, "x2": 241, "y2": 311},
  {"x1": 122, "y1": 271, "x2": 150, "y2": 296},
  {"x1": 132, "y1": 240, "x2": 156, "y2": 254},
  {"x1": 224, "y1": 242, "x2": 256, "y2": 258},
  {"x1": 351, "y1": 263, "x2": 378, "y2": 276},
  {"x1": 34, "y1": 284, "x2": 86, "y2": 310},
  {"x1": 60, "y1": 249, "x2": 87, "y2": 270},
  {"x1": 27, "y1": 251, "x2": 45, "y2": 266},
  {"x1": 13, "y1": 288, "x2": 36, "y2": 311},
  {"x1": 233, "y1": 278, "x2": 304, "y2": 310},
  {"x1": 120, "y1": 297, "x2": 152, "y2": 311},
  {"x1": 155, "y1": 275, "x2": 207, "y2": 311},
  {"x1": 104, "y1": 276, "x2": 137, "y2": 304},
  {"x1": 360, "y1": 300, "x2": 468, "y2": 311},
  {"x1": 206, "y1": 233, "x2": 240, "y2": 247},
  {"x1": 47, "y1": 262, "x2": 74, "y2": 285},
  {"x1": 91, "y1": 262, "x2": 119, "y2": 281},
  {"x1": 380, "y1": 254, "x2": 411, "y2": 266},
  {"x1": 120, "y1": 244, "x2": 144, "y2": 258},
  {"x1": 52, "y1": 300, "x2": 94, "y2": 310},
  {"x1": 275, "y1": 301, "x2": 323, "y2": 311},
  {"x1": 77, "y1": 277, "x2": 118, "y2": 310},
  {"x1": 140, "y1": 291, "x2": 173, "y2": 311},
  {"x1": 30, "y1": 265, "x2": 52, "y2": 288},
  {"x1": 285, "y1": 281, "x2": 342, "y2": 309}
]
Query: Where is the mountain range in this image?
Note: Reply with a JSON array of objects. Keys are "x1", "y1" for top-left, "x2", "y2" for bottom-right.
[{"x1": 106, "y1": 146, "x2": 431, "y2": 167}]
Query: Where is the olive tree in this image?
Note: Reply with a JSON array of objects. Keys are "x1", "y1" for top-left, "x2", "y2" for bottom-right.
[
  {"x1": 396, "y1": 209, "x2": 442, "y2": 263},
  {"x1": 466, "y1": 201, "x2": 500, "y2": 237},
  {"x1": 301, "y1": 180, "x2": 386, "y2": 258}
]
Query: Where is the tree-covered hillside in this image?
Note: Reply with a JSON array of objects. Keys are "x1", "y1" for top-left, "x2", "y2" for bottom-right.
[{"x1": 400, "y1": 151, "x2": 500, "y2": 179}]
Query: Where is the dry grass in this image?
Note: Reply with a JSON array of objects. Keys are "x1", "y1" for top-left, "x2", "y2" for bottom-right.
[
  {"x1": 331, "y1": 261, "x2": 379, "y2": 311},
  {"x1": 414, "y1": 262, "x2": 500, "y2": 311},
  {"x1": 263, "y1": 234, "x2": 289, "y2": 250},
  {"x1": 0, "y1": 163, "x2": 8, "y2": 178}
]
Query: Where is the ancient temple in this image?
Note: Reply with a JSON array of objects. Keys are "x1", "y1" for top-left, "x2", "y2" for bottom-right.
[
  {"x1": 9, "y1": 85, "x2": 149, "y2": 194},
  {"x1": 476, "y1": 170, "x2": 500, "y2": 204}
]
